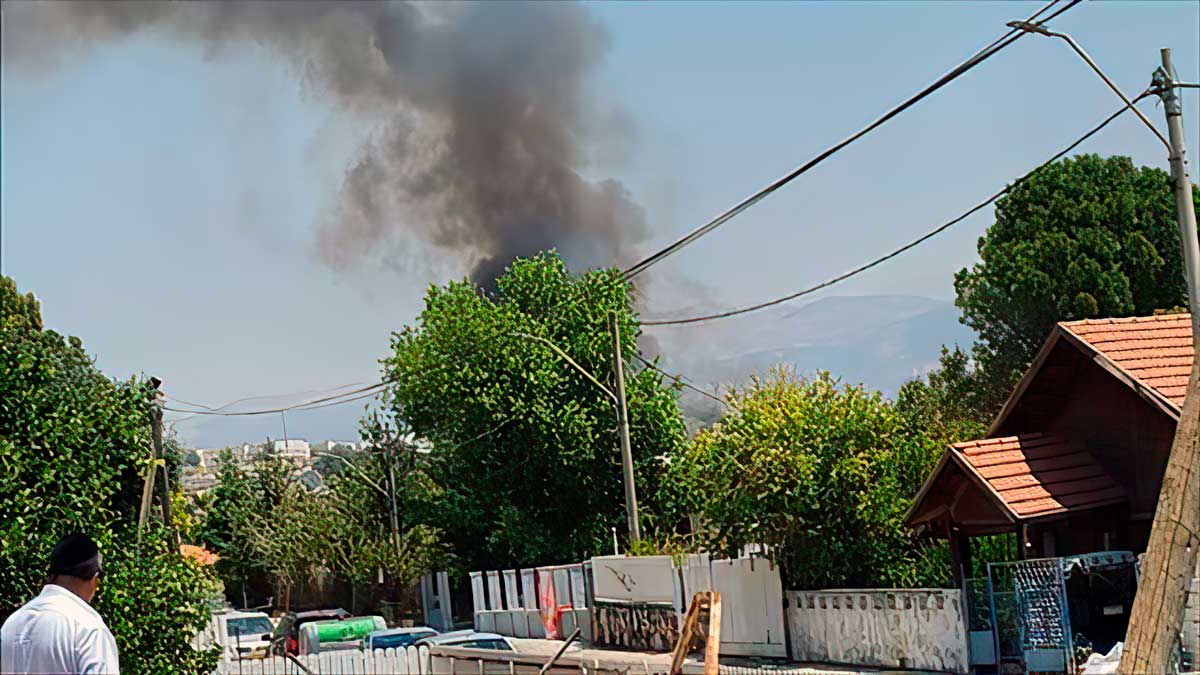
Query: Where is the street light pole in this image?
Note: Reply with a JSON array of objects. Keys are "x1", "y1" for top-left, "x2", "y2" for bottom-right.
[
  {"x1": 991, "y1": 25, "x2": 1200, "y2": 672},
  {"x1": 609, "y1": 312, "x2": 641, "y2": 544},
  {"x1": 1154, "y1": 49, "x2": 1200, "y2": 344},
  {"x1": 510, "y1": 329, "x2": 641, "y2": 545}
]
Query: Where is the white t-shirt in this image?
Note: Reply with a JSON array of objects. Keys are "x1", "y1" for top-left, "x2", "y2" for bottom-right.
[{"x1": 1, "y1": 584, "x2": 120, "y2": 675}]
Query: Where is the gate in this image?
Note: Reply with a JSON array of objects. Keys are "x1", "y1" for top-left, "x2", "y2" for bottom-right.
[{"x1": 986, "y1": 559, "x2": 1074, "y2": 675}]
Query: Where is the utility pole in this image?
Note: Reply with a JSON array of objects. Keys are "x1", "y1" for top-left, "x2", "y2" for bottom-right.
[
  {"x1": 1156, "y1": 49, "x2": 1200, "y2": 343},
  {"x1": 149, "y1": 377, "x2": 178, "y2": 547},
  {"x1": 609, "y1": 311, "x2": 641, "y2": 544},
  {"x1": 387, "y1": 441, "x2": 401, "y2": 556},
  {"x1": 1120, "y1": 48, "x2": 1200, "y2": 675}
]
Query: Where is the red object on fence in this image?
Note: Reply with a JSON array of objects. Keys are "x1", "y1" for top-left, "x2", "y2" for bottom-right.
[{"x1": 537, "y1": 570, "x2": 559, "y2": 638}]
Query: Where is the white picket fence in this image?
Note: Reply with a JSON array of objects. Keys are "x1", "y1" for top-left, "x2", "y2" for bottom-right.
[
  {"x1": 214, "y1": 645, "x2": 430, "y2": 675},
  {"x1": 213, "y1": 645, "x2": 622, "y2": 675}
]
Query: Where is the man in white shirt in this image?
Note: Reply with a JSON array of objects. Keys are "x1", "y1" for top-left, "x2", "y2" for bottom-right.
[{"x1": 1, "y1": 533, "x2": 120, "y2": 674}]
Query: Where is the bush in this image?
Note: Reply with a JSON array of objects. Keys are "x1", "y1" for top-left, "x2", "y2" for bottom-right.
[
  {"x1": 96, "y1": 524, "x2": 222, "y2": 675},
  {"x1": 661, "y1": 368, "x2": 949, "y2": 589}
]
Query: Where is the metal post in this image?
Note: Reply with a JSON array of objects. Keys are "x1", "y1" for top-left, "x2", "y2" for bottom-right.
[
  {"x1": 387, "y1": 445, "x2": 401, "y2": 556},
  {"x1": 608, "y1": 311, "x2": 641, "y2": 544},
  {"x1": 1155, "y1": 48, "x2": 1200, "y2": 346}
]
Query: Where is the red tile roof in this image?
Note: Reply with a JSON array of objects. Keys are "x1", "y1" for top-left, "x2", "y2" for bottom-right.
[
  {"x1": 1061, "y1": 313, "x2": 1194, "y2": 410},
  {"x1": 952, "y1": 432, "x2": 1126, "y2": 519}
]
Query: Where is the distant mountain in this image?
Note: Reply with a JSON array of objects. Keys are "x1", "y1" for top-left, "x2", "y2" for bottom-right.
[
  {"x1": 647, "y1": 295, "x2": 976, "y2": 430},
  {"x1": 182, "y1": 295, "x2": 974, "y2": 446}
]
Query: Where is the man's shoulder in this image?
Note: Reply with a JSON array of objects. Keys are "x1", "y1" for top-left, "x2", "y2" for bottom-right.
[{"x1": 22, "y1": 587, "x2": 108, "y2": 631}]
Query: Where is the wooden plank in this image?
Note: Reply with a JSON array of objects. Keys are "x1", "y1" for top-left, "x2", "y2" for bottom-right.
[{"x1": 704, "y1": 593, "x2": 722, "y2": 675}]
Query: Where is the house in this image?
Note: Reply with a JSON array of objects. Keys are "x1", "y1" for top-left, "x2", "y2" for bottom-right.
[
  {"x1": 905, "y1": 313, "x2": 1193, "y2": 580},
  {"x1": 272, "y1": 438, "x2": 311, "y2": 459}
]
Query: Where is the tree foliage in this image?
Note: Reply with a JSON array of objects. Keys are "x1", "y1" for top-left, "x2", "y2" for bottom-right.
[
  {"x1": 198, "y1": 443, "x2": 446, "y2": 608},
  {"x1": 0, "y1": 275, "x2": 220, "y2": 675},
  {"x1": 895, "y1": 346, "x2": 991, "y2": 452},
  {"x1": 954, "y1": 154, "x2": 1195, "y2": 404},
  {"x1": 376, "y1": 253, "x2": 688, "y2": 570},
  {"x1": 661, "y1": 368, "x2": 948, "y2": 589}
]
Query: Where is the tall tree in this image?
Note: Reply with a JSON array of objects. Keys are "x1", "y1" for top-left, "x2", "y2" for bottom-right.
[
  {"x1": 375, "y1": 253, "x2": 688, "y2": 570},
  {"x1": 954, "y1": 154, "x2": 1196, "y2": 404}
]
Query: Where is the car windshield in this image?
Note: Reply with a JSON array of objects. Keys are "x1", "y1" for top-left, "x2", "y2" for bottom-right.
[
  {"x1": 373, "y1": 632, "x2": 435, "y2": 649},
  {"x1": 227, "y1": 617, "x2": 274, "y2": 637}
]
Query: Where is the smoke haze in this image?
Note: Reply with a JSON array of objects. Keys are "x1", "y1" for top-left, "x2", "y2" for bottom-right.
[{"x1": 1, "y1": 1, "x2": 647, "y2": 284}]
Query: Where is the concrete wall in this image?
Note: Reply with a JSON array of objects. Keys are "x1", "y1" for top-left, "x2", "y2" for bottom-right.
[
  {"x1": 785, "y1": 589, "x2": 968, "y2": 674},
  {"x1": 590, "y1": 555, "x2": 676, "y2": 603}
]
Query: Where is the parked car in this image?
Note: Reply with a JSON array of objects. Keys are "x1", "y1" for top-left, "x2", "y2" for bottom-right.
[
  {"x1": 297, "y1": 616, "x2": 387, "y2": 655},
  {"x1": 361, "y1": 626, "x2": 440, "y2": 651},
  {"x1": 417, "y1": 631, "x2": 513, "y2": 651},
  {"x1": 199, "y1": 610, "x2": 275, "y2": 660},
  {"x1": 271, "y1": 608, "x2": 351, "y2": 655}
]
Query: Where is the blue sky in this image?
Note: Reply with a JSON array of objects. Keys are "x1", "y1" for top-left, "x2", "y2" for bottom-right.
[{"x1": 2, "y1": 1, "x2": 1197, "y2": 446}]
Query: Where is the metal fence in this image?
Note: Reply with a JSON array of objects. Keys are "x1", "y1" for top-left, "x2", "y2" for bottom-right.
[{"x1": 986, "y1": 558, "x2": 1075, "y2": 675}]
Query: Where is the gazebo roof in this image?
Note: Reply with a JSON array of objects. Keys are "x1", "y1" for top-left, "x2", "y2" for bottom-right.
[{"x1": 905, "y1": 433, "x2": 1126, "y2": 534}]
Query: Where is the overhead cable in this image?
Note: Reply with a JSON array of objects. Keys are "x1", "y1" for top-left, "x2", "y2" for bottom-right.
[
  {"x1": 163, "y1": 381, "x2": 387, "y2": 417},
  {"x1": 641, "y1": 90, "x2": 1153, "y2": 327},
  {"x1": 621, "y1": 0, "x2": 1080, "y2": 281},
  {"x1": 163, "y1": 381, "x2": 370, "y2": 413},
  {"x1": 634, "y1": 354, "x2": 727, "y2": 406}
]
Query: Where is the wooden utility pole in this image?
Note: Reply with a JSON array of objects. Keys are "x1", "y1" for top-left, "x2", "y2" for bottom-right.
[
  {"x1": 149, "y1": 377, "x2": 179, "y2": 547},
  {"x1": 1120, "y1": 48, "x2": 1200, "y2": 674}
]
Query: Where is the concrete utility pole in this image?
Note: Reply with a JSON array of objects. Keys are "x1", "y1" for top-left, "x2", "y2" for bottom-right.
[
  {"x1": 387, "y1": 442, "x2": 401, "y2": 556},
  {"x1": 609, "y1": 311, "x2": 641, "y2": 544},
  {"x1": 1156, "y1": 49, "x2": 1200, "y2": 343},
  {"x1": 1120, "y1": 48, "x2": 1200, "y2": 675}
]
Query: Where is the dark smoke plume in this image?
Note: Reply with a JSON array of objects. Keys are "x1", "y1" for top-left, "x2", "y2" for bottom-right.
[{"x1": 1, "y1": 1, "x2": 646, "y2": 284}]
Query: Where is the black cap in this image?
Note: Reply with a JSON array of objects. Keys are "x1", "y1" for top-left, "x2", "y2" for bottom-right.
[{"x1": 49, "y1": 533, "x2": 101, "y2": 579}]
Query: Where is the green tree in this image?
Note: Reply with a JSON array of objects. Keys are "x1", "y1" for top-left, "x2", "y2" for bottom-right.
[
  {"x1": 316, "y1": 443, "x2": 449, "y2": 597},
  {"x1": 0, "y1": 276, "x2": 219, "y2": 675},
  {"x1": 376, "y1": 253, "x2": 687, "y2": 570},
  {"x1": 895, "y1": 346, "x2": 991, "y2": 453},
  {"x1": 199, "y1": 449, "x2": 264, "y2": 599},
  {"x1": 954, "y1": 154, "x2": 1196, "y2": 405},
  {"x1": 199, "y1": 437, "x2": 446, "y2": 609},
  {"x1": 661, "y1": 368, "x2": 948, "y2": 589}
]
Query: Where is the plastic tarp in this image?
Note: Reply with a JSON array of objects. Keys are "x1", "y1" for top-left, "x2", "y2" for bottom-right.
[{"x1": 1080, "y1": 642, "x2": 1122, "y2": 674}]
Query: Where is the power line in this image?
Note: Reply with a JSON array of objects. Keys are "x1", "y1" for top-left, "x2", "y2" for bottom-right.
[
  {"x1": 163, "y1": 381, "x2": 370, "y2": 413},
  {"x1": 621, "y1": 0, "x2": 1080, "y2": 281},
  {"x1": 634, "y1": 354, "x2": 727, "y2": 406},
  {"x1": 289, "y1": 389, "x2": 384, "y2": 412},
  {"x1": 641, "y1": 90, "x2": 1153, "y2": 327},
  {"x1": 163, "y1": 382, "x2": 388, "y2": 417}
]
